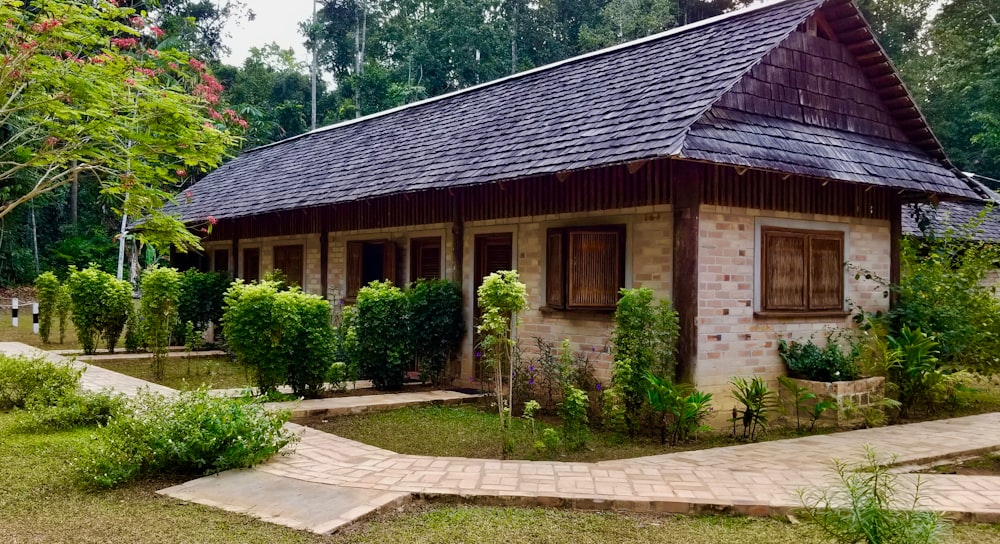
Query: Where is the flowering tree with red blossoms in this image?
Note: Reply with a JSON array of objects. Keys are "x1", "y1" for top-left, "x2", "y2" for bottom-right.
[{"x1": 0, "y1": 0, "x2": 243, "y2": 251}]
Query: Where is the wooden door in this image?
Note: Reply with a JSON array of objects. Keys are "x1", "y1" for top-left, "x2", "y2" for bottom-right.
[
  {"x1": 473, "y1": 233, "x2": 513, "y2": 378},
  {"x1": 273, "y1": 244, "x2": 304, "y2": 288},
  {"x1": 243, "y1": 248, "x2": 260, "y2": 283}
]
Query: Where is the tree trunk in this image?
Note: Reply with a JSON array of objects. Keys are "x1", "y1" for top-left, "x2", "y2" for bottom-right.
[{"x1": 70, "y1": 163, "x2": 78, "y2": 227}]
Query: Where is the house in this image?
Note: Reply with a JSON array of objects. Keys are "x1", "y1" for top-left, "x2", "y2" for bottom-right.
[
  {"x1": 168, "y1": 0, "x2": 979, "y2": 396},
  {"x1": 903, "y1": 174, "x2": 1000, "y2": 241}
]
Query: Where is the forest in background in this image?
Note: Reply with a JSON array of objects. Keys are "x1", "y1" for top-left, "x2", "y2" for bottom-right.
[{"x1": 1, "y1": 0, "x2": 997, "y2": 286}]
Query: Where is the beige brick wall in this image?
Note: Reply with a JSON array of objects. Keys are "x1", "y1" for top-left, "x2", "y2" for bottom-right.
[
  {"x1": 695, "y1": 205, "x2": 890, "y2": 398},
  {"x1": 457, "y1": 205, "x2": 673, "y2": 384},
  {"x1": 206, "y1": 235, "x2": 323, "y2": 295}
]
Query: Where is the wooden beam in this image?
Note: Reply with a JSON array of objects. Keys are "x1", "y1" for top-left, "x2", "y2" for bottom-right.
[
  {"x1": 231, "y1": 218, "x2": 239, "y2": 279},
  {"x1": 889, "y1": 193, "x2": 901, "y2": 309},
  {"x1": 319, "y1": 231, "x2": 329, "y2": 300},
  {"x1": 672, "y1": 161, "x2": 702, "y2": 384}
]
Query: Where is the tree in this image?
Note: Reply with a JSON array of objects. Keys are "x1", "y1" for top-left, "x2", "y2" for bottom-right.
[
  {"x1": 121, "y1": 0, "x2": 253, "y2": 61},
  {"x1": 0, "y1": 0, "x2": 241, "y2": 252},
  {"x1": 579, "y1": 0, "x2": 679, "y2": 49}
]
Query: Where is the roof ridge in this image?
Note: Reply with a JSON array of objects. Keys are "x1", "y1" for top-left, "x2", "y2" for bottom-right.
[{"x1": 246, "y1": 0, "x2": 818, "y2": 155}]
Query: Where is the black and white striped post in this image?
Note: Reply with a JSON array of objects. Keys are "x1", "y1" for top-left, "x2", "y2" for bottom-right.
[
  {"x1": 32, "y1": 303, "x2": 39, "y2": 334},
  {"x1": 11, "y1": 297, "x2": 17, "y2": 327}
]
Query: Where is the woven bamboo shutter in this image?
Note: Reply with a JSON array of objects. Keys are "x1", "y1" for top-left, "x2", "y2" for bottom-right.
[
  {"x1": 763, "y1": 230, "x2": 806, "y2": 310},
  {"x1": 546, "y1": 229, "x2": 565, "y2": 309},
  {"x1": 808, "y1": 234, "x2": 844, "y2": 310},
  {"x1": 567, "y1": 227, "x2": 623, "y2": 309},
  {"x1": 273, "y1": 245, "x2": 304, "y2": 288},
  {"x1": 345, "y1": 241, "x2": 363, "y2": 300},
  {"x1": 410, "y1": 237, "x2": 442, "y2": 280},
  {"x1": 382, "y1": 241, "x2": 398, "y2": 284}
]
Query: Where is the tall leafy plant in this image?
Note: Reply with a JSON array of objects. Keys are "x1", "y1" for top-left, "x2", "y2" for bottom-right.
[
  {"x1": 887, "y1": 326, "x2": 943, "y2": 416},
  {"x1": 646, "y1": 373, "x2": 713, "y2": 445},
  {"x1": 174, "y1": 270, "x2": 231, "y2": 342},
  {"x1": 408, "y1": 279, "x2": 464, "y2": 385},
  {"x1": 730, "y1": 376, "x2": 775, "y2": 441},
  {"x1": 140, "y1": 267, "x2": 181, "y2": 379},
  {"x1": 355, "y1": 281, "x2": 412, "y2": 391},
  {"x1": 34, "y1": 271, "x2": 62, "y2": 344},
  {"x1": 476, "y1": 270, "x2": 528, "y2": 458},
  {"x1": 66, "y1": 265, "x2": 131, "y2": 354}
]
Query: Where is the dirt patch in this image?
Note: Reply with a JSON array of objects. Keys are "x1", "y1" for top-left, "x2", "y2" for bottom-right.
[{"x1": 921, "y1": 453, "x2": 1000, "y2": 476}]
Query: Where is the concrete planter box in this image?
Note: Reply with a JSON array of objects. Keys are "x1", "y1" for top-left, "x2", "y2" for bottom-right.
[{"x1": 780, "y1": 376, "x2": 886, "y2": 429}]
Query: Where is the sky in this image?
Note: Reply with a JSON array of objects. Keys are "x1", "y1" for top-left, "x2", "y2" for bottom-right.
[{"x1": 220, "y1": 0, "x2": 315, "y2": 68}]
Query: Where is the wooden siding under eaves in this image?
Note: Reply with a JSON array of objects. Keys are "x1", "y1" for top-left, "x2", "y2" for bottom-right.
[{"x1": 204, "y1": 159, "x2": 893, "y2": 243}]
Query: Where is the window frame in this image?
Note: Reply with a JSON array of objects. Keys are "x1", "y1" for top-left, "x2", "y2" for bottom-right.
[
  {"x1": 345, "y1": 239, "x2": 398, "y2": 302},
  {"x1": 409, "y1": 236, "x2": 443, "y2": 282},
  {"x1": 756, "y1": 222, "x2": 848, "y2": 317},
  {"x1": 273, "y1": 244, "x2": 305, "y2": 289},
  {"x1": 545, "y1": 224, "x2": 626, "y2": 312}
]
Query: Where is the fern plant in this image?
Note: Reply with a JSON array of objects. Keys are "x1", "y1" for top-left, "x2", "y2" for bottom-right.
[{"x1": 730, "y1": 376, "x2": 775, "y2": 441}]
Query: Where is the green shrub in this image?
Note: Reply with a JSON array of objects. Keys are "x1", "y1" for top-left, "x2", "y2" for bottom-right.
[
  {"x1": 27, "y1": 390, "x2": 125, "y2": 429},
  {"x1": 0, "y1": 353, "x2": 81, "y2": 410},
  {"x1": 332, "y1": 306, "x2": 360, "y2": 381},
  {"x1": 778, "y1": 335, "x2": 860, "y2": 382},
  {"x1": 123, "y1": 305, "x2": 145, "y2": 353},
  {"x1": 558, "y1": 385, "x2": 589, "y2": 451},
  {"x1": 799, "y1": 446, "x2": 950, "y2": 544},
  {"x1": 778, "y1": 376, "x2": 836, "y2": 432},
  {"x1": 355, "y1": 281, "x2": 412, "y2": 391},
  {"x1": 66, "y1": 265, "x2": 131, "y2": 354},
  {"x1": 328, "y1": 362, "x2": 349, "y2": 392},
  {"x1": 608, "y1": 288, "x2": 680, "y2": 435},
  {"x1": 174, "y1": 269, "x2": 231, "y2": 342},
  {"x1": 34, "y1": 271, "x2": 62, "y2": 344},
  {"x1": 646, "y1": 373, "x2": 713, "y2": 445},
  {"x1": 887, "y1": 326, "x2": 945, "y2": 416},
  {"x1": 140, "y1": 266, "x2": 181, "y2": 378},
  {"x1": 78, "y1": 389, "x2": 296, "y2": 488},
  {"x1": 408, "y1": 279, "x2": 464, "y2": 385},
  {"x1": 56, "y1": 284, "x2": 70, "y2": 344},
  {"x1": 222, "y1": 281, "x2": 334, "y2": 397}
]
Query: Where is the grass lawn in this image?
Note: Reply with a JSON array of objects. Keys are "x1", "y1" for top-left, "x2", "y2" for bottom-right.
[
  {"x1": 305, "y1": 405, "x2": 825, "y2": 462},
  {"x1": 87, "y1": 356, "x2": 251, "y2": 390},
  {"x1": 3, "y1": 411, "x2": 999, "y2": 543},
  {"x1": 0, "y1": 310, "x2": 81, "y2": 350}
]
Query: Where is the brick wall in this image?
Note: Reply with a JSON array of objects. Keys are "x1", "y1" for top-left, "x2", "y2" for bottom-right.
[{"x1": 695, "y1": 205, "x2": 890, "y2": 397}]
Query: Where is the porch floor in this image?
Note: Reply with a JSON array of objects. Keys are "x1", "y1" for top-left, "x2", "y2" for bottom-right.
[{"x1": 4, "y1": 343, "x2": 1000, "y2": 535}]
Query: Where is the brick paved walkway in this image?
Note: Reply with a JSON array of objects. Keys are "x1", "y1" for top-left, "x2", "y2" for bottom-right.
[{"x1": 5, "y1": 342, "x2": 1000, "y2": 534}]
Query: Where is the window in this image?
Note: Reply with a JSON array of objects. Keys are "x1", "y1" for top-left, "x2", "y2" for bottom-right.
[
  {"x1": 213, "y1": 249, "x2": 229, "y2": 273},
  {"x1": 545, "y1": 225, "x2": 625, "y2": 310},
  {"x1": 243, "y1": 247, "x2": 260, "y2": 283},
  {"x1": 410, "y1": 237, "x2": 442, "y2": 281},
  {"x1": 273, "y1": 245, "x2": 304, "y2": 288},
  {"x1": 760, "y1": 227, "x2": 844, "y2": 313},
  {"x1": 346, "y1": 241, "x2": 397, "y2": 301}
]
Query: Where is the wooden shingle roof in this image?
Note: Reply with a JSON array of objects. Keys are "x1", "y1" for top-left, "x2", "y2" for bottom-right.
[{"x1": 172, "y1": 0, "x2": 975, "y2": 223}]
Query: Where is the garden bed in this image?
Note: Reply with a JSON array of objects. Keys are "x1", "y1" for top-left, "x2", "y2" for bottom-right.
[{"x1": 87, "y1": 356, "x2": 250, "y2": 390}]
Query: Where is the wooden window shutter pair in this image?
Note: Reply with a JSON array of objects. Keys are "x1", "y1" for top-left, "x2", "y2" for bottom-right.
[
  {"x1": 345, "y1": 241, "x2": 399, "y2": 301},
  {"x1": 410, "y1": 237, "x2": 442, "y2": 281},
  {"x1": 546, "y1": 225, "x2": 625, "y2": 310},
  {"x1": 273, "y1": 245, "x2": 304, "y2": 288},
  {"x1": 762, "y1": 227, "x2": 844, "y2": 312}
]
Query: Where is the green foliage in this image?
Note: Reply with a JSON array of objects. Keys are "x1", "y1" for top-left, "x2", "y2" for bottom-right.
[
  {"x1": 558, "y1": 385, "x2": 590, "y2": 451},
  {"x1": 26, "y1": 391, "x2": 125, "y2": 430},
  {"x1": 730, "y1": 376, "x2": 775, "y2": 442},
  {"x1": 537, "y1": 427, "x2": 561, "y2": 454},
  {"x1": 332, "y1": 306, "x2": 360, "y2": 382},
  {"x1": 887, "y1": 326, "x2": 945, "y2": 416},
  {"x1": 183, "y1": 321, "x2": 202, "y2": 352},
  {"x1": 328, "y1": 362, "x2": 349, "y2": 393},
  {"x1": 778, "y1": 335, "x2": 860, "y2": 382},
  {"x1": 34, "y1": 271, "x2": 62, "y2": 344},
  {"x1": 78, "y1": 389, "x2": 296, "y2": 488},
  {"x1": 223, "y1": 280, "x2": 335, "y2": 397},
  {"x1": 799, "y1": 446, "x2": 950, "y2": 544},
  {"x1": 174, "y1": 270, "x2": 231, "y2": 342},
  {"x1": 874, "y1": 213, "x2": 1000, "y2": 373},
  {"x1": 0, "y1": 353, "x2": 80, "y2": 410},
  {"x1": 778, "y1": 376, "x2": 835, "y2": 432},
  {"x1": 476, "y1": 270, "x2": 528, "y2": 459},
  {"x1": 355, "y1": 281, "x2": 412, "y2": 391},
  {"x1": 66, "y1": 265, "x2": 131, "y2": 354},
  {"x1": 408, "y1": 279, "x2": 464, "y2": 385},
  {"x1": 646, "y1": 373, "x2": 713, "y2": 445},
  {"x1": 56, "y1": 284, "x2": 70, "y2": 344},
  {"x1": 123, "y1": 304, "x2": 145, "y2": 353},
  {"x1": 140, "y1": 267, "x2": 181, "y2": 377},
  {"x1": 609, "y1": 288, "x2": 680, "y2": 436}
]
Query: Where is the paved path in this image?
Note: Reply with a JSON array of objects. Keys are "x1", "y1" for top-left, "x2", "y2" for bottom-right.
[{"x1": 6, "y1": 342, "x2": 1000, "y2": 534}]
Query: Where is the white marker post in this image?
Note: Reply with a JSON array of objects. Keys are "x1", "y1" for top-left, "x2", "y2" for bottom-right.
[
  {"x1": 11, "y1": 297, "x2": 17, "y2": 327},
  {"x1": 32, "y1": 303, "x2": 39, "y2": 334}
]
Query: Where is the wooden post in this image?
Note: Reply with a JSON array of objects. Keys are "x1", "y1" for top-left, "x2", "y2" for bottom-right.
[
  {"x1": 889, "y1": 192, "x2": 902, "y2": 308},
  {"x1": 231, "y1": 219, "x2": 239, "y2": 280},
  {"x1": 452, "y1": 195, "x2": 464, "y2": 282},
  {"x1": 672, "y1": 162, "x2": 702, "y2": 384},
  {"x1": 320, "y1": 210, "x2": 329, "y2": 300}
]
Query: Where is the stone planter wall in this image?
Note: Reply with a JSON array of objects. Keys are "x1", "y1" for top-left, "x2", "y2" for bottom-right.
[{"x1": 779, "y1": 376, "x2": 886, "y2": 429}]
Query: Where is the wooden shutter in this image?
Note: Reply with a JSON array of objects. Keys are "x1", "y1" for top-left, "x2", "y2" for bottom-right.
[
  {"x1": 410, "y1": 237, "x2": 442, "y2": 280},
  {"x1": 567, "y1": 227, "x2": 624, "y2": 309},
  {"x1": 273, "y1": 245, "x2": 304, "y2": 288},
  {"x1": 243, "y1": 248, "x2": 260, "y2": 283},
  {"x1": 763, "y1": 229, "x2": 807, "y2": 311},
  {"x1": 345, "y1": 241, "x2": 363, "y2": 300},
  {"x1": 382, "y1": 241, "x2": 398, "y2": 284},
  {"x1": 546, "y1": 229, "x2": 565, "y2": 309},
  {"x1": 808, "y1": 234, "x2": 844, "y2": 310}
]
